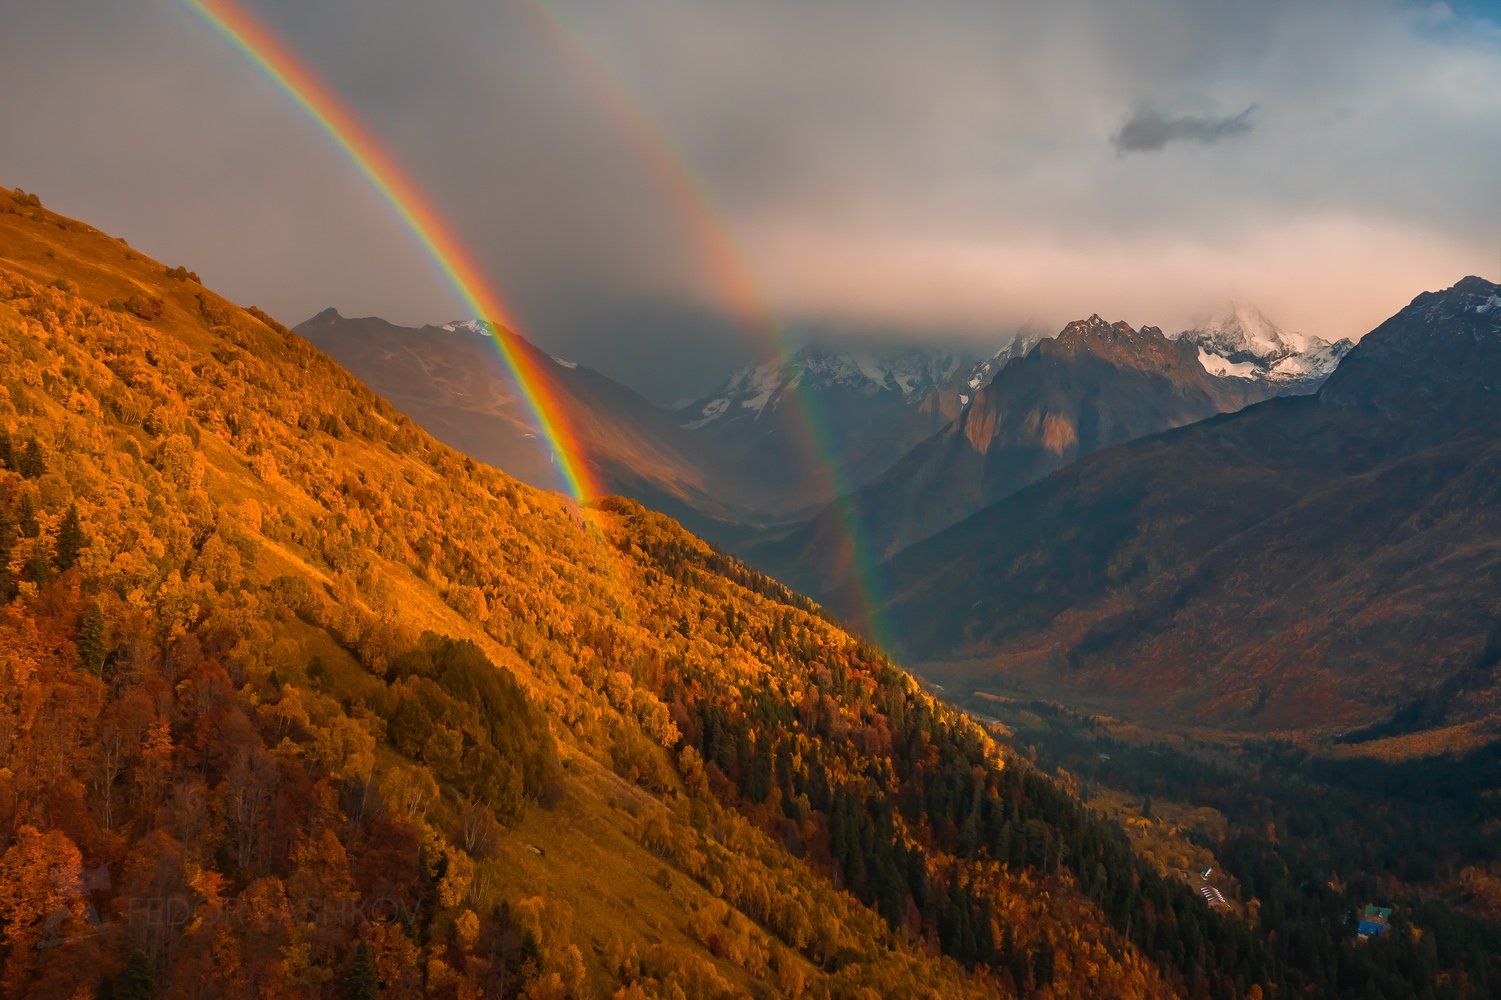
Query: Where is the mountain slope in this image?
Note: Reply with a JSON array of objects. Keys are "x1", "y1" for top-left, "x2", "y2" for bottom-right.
[
  {"x1": 914, "y1": 332, "x2": 1042, "y2": 424},
  {"x1": 873, "y1": 278, "x2": 1501, "y2": 735},
  {"x1": 296, "y1": 308, "x2": 751, "y2": 531},
  {"x1": 0, "y1": 186, "x2": 1233, "y2": 997},
  {"x1": 756, "y1": 317, "x2": 1286, "y2": 599}
]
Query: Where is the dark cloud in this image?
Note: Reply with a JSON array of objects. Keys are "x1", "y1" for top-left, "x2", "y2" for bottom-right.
[
  {"x1": 1112, "y1": 105, "x2": 1258, "y2": 153},
  {"x1": 1, "y1": 0, "x2": 1498, "y2": 393}
]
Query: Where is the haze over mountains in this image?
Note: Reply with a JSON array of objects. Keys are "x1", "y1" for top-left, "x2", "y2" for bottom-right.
[
  {"x1": 301, "y1": 311, "x2": 995, "y2": 528},
  {"x1": 672, "y1": 344, "x2": 974, "y2": 516}
]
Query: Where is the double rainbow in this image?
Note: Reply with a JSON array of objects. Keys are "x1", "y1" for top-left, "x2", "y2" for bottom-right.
[{"x1": 183, "y1": 0, "x2": 891, "y2": 648}]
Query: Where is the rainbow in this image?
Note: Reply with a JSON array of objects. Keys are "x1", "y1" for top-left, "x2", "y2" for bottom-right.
[
  {"x1": 517, "y1": 1, "x2": 892, "y2": 648},
  {"x1": 181, "y1": 0, "x2": 600, "y2": 504},
  {"x1": 182, "y1": 0, "x2": 892, "y2": 647}
]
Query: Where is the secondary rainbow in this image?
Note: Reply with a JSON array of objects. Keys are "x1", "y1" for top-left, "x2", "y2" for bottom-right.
[
  {"x1": 518, "y1": 0, "x2": 893, "y2": 647},
  {"x1": 181, "y1": 0, "x2": 599, "y2": 503}
]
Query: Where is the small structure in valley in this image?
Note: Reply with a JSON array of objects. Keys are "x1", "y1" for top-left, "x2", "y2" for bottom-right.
[{"x1": 1357, "y1": 904, "x2": 1392, "y2": 938}]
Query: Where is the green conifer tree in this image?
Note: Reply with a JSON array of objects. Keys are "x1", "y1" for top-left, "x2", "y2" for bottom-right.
[
  {"x1": 340, "y1": 941, "x2": 378, "y2": 1000},
  {"x1": 17, "y1": 438, "x2": 44, "y2": 478},
  {"x1": 54, "y1": 504, "x2": 87, "y2": 572},
  {"x1": 78, "y1": 603, "x2": 107, "y2": 676}
]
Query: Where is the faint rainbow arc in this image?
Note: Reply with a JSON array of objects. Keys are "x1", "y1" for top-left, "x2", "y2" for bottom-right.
[
  {"x1": 181, "y1": 0, "x2": 600, "y2": 504},
  {"x1": 518, "y1": 0, "x2": 893, "y2": 649}
]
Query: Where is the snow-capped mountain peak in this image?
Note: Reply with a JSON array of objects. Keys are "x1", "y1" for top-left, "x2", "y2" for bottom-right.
[
  {"x1": 1189, "y1": 302, "x2": 1309, "y2": 358},
  {"x1": 440, "y1": 318, "x2": 495, "y2": 337},
  {"x1": 1176, "y1": 304, "x2": 1351, "y2": 386},
  {"x1": 678, "y1": 344, "x2": 971, "y2": 428},
  {"x1": 961, "y1": 331, "x2": 1042, "y2": 392}
]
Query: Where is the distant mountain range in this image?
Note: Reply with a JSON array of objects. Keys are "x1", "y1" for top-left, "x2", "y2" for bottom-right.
[
  {"x1": 300, "y1": 302, "x2": 1354, "y2": 589},
  {"x1": 299, "y1": 313, "x2": 982, "y2": 527},
  {"x1": 867, "y1": 277, "x2": 1501, "y2": 735},
  {"x1": 748, "y1": 314, "x2": 1336, "y2": 598},
  {"x1": 671, "y1": 344, "x2": 975, "y2": 515}
]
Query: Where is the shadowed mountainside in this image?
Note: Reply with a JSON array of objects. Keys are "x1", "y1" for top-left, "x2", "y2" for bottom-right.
[{"x1": 870, "y1": 278, "x2": 1501, "y2": 735}]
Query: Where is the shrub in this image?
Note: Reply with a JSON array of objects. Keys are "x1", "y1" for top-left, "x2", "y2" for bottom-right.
[{"x1": 124, "y1": 294, "x2": 164, "y2": 321}]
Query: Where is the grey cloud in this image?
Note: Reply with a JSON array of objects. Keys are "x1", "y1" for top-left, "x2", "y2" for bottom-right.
[
  {"x1": 1111, "y1": 105, "x2": 1258, "y2": 153},
  {"x1": 1, "y1": 0, "x2": 1499, "y2": 396}
]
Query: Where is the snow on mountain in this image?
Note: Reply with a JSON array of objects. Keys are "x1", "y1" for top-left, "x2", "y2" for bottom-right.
[
  {"x1": 1176, "y1": 303, "x2": 1352, "y2": 385},
  {"x1": 440, "y1": 318, "x2": 495, "y2": 337},
  {"x1": 918, "y1": 331, "x2": 1044, "y2": 413},
  {"x1": 965, "y1": 332, "x2": 1041, "y2": 393},
  {"x1": 440, "y1": 318, "x2": 578, "y2": 369},
  {"x1": 678, "y1": 345, "x2": 970, "y2": 428},
  {"x1": 1193, "y1": 347, "x2": 1262, "y2": 379}
]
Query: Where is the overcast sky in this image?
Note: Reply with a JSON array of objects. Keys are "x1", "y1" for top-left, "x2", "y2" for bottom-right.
[{"x1": 3, "y1": 0, "x2": 1500, "y2": 400}]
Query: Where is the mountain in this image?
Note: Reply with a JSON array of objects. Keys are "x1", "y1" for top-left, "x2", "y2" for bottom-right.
[
  {"x1": 300, "y1": 308, "x2": 722, "y2": 506},
  {"x1": 754, "y1": 316, "x2": 1287, "y2": 599},
  {"x1": 914, "y1": 331, "x2": 1042, "y2": 424},
  {"x1": 0, "y1": 185, "x2": 1241, "y2": 997},
  {"x1": 296, "y1": 308, "x2": 757, "y2": 532},
  {"x1": 1177, "y1": 302, "x2": 1352, "y2": 388},
  {"x1": 674, "y1": 344, "x2": 973, "y2": 516},
  {"x1": 300, "y1": 315, "x2": 981, "y2": 537},
  {"x1": 873, "y1": 277, "x2": 1501, "y2": 736}
]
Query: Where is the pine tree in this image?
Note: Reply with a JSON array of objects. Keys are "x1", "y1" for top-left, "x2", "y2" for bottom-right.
[
  {"x1": 17, "y1": 438, "x2": 44, "y2": 479},
  {"x1": 340, "y1": 941, "x2": 378, "y2": 1000},
  {"x1": 17, "y1": 494, "x2": 38, "y2": 537},
  {"x1": 1032, "y1": 938, "x2": 1055, "y2": 986},
  {"x1": 78, "y1": 603, "x2": 107, "y2": 676},
  {"x1": 54, "y1": 504, "x2": 87, "y2": 572},
  {"x1": 25, "y1": 540, "x2": 52, "y2": 585},
  {"x1": 99, "y1": 951, "x2": 154, "y2": 1000},
  {"x1": 0, "y1": 505, "x2": 14, "y2": 602}
]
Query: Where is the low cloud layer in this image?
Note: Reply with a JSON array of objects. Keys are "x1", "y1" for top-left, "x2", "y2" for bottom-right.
[
  {"x1": 1112, "y1": 105, "x2": 1258, "y2": 153},
  {"x1": 2, "y1": 0, "x2": 1499, "y2": 400}
]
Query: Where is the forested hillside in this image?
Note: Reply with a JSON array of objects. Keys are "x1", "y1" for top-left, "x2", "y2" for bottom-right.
[{"x1": 0, "y1": 187, "x2": 1196, "y2": 997}]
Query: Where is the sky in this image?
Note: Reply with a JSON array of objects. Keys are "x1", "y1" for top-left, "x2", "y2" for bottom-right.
[{"x1": 2, "y1": 0, "x2": 1500, "y2": 402}]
